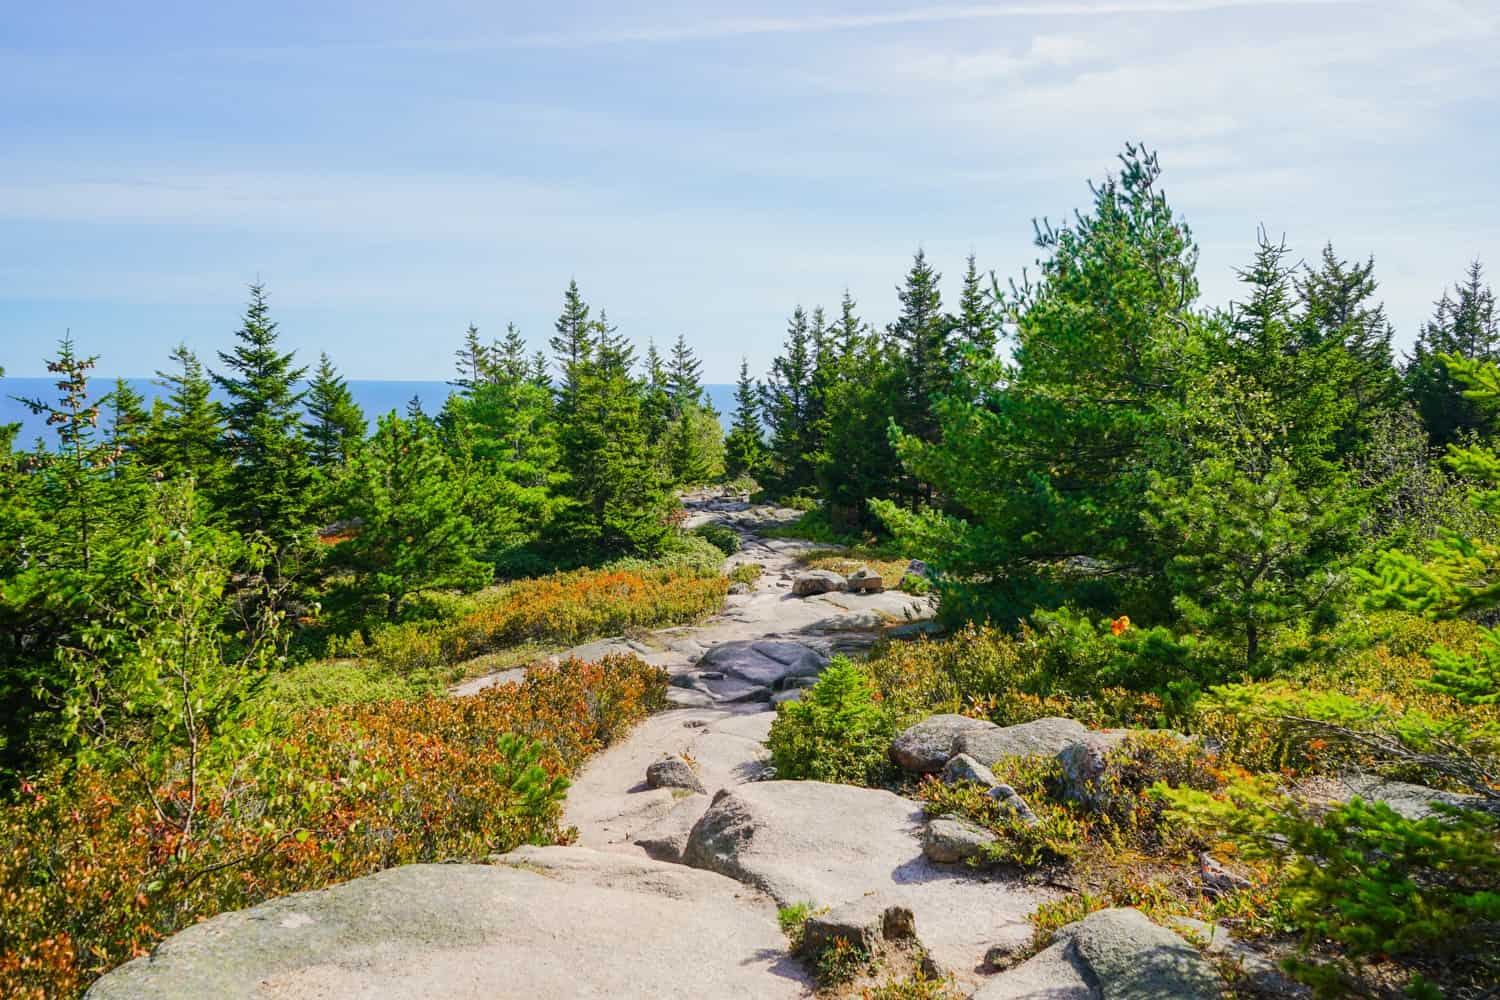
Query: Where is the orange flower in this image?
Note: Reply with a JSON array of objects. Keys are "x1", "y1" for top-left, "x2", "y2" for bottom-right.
[{"x1": 1110, "y1": 615, "x2": 1131, "y2": 636}]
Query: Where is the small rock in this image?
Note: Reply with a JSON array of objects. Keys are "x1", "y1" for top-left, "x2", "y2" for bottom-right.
[
  {"x1": 983, "y1": 941, "x2": 1020, "y2": 969},
  {"x1": 1055, "y1": 730, "x2": 1197, "y2": 812},
  {"x1": 728, "y1": 582, "x2": 752, "y2": 595},
  {"x1": 922, "y1": 814, "x2": 997, "y2": 864},
  {"x1": 646, "y1": 756, "x2": 706, "y2": 794},
  {"x1": 845, "y1": 566, "x2": 884, "y2": 593},
  {"x1": 682, "y1": 720, "x2": 709, "y2": 729},
  {"x1": 941, "y1": 753, "x2": 1000, "y2": 789},
  {"x1": 890, "y1": 714, "x2": 998, "y2": 773},
  {"x1": 955, "y1": 717, "x2": 1090, "y2": 767},
  {"x1": 1166, "y1": 916, "x2": 1306, "y2": 997},
  {"x1": 792, "y1": 570, "x2": 847, "y2": 596},
  {"x1": 987, "y1": 784, "x2": 1040, "y2": 827},
  {"x1": 1198, "y1": 852, "x2": 1251, "y2": 898},
  {"x1": 802, "y1": 896, "x2": 918, "y2": 956},
  {"x1": 770, "y1": 689, "x2": 804, "y2": 706},
  {"x1": 905, "y1": 559, "x2": 930, "y2": 579}
]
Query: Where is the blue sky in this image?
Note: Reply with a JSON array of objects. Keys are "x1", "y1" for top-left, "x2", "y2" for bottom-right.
[{"x1": 2, "y1": 0, "x2": 1496, "y2": 382}]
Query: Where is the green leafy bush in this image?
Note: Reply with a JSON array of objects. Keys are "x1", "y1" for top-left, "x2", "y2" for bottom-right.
[
  {"x1": 768, "y1": 658, "x2": 895, "y2": 785},
  {"x1": 692, "y1": 522, "x2": 742, "y2": 556},
  {"x1": 729, "y1": 562, "x2": 763, "y2": 586}
]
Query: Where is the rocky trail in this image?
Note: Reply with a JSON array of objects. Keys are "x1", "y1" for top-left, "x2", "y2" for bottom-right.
[{"x1": 88, "y1": 498, "x2": 1246, "y2": 1000}]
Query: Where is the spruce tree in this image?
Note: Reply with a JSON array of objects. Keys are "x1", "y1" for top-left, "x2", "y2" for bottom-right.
[
  {"x1": 889, "y1": 249, "x2": 950, "y2": 453},
  {"x1": 725, "y1": 357, "x2": 766, "y2": 479},
  {"x1": 145, "y1": 345, "x2": 226, "y2": 489},
  {"x1": 496, "y1": 323, "x2": 531, "y2": 382},
  {"x1": 761, "y1": 306, "x2": 817, "y2": 496},
  {"x1": 304, "y1": 352, "x2": 366, "y2": 468},
  {"x1": 451, "y1": 324, "x2": 492, "y2": 391},
  {"x1": 1406, "y1": 260, "x2": 1499, "y2": 448},
  {"x1": 343, "y1": 411, "x2": 493, "y2": 619},
  {"x1": 105, "y1": 378, "x2": 150, "y2": 464},
  {"x1": 550, "y1": 280, "x2": 594, "y2": 412},
  {"x1": 667, "y1": 333, "x2": 704, "y2": 413},
  {"x1": 950, "y1": 253, "x2": 1001, "y2": 380},
  {"x1": 212, "y1": 283, "x2": 313, "y2": 546},
  {"x1": 641, "y1": 340, "x2": 673, "y2": 445}
]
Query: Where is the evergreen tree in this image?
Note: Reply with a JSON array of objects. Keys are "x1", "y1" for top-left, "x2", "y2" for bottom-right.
[
  {"x1": 888, "y1": 249, "x2": 950, "y2": 455},
  {"x1": 304, "y1": 353, "x2": 366, "y2": 468},
  {"x1": 879, "y1": 146, "x2": 1204, "y2": 625},
  {"x1": 342, "y1": 411, "x2": 493, "y2": 620},
  {"x1": 144, "y1": 345, "x2": 226, "y2": 489},
  {"x1": 761, "y1": 306, "x2": 817, "y2": 495},
  {"x1": 666, "y1": 405, "x2": 725, "y2": 485},
  {"x1": 1406, "y1": 260, "x2": 1500, "y2": 448},
  {"x1": 451, "y1": 324, "x2": 491, "y2": 391},
  {"x1": 950, "y1": 253, "x2": 1001, "y2": 386},
  {"x1": 725, "y1": 358, "x2": 766, "y2": 479},
  {"x1": 554, "y1": 318, "x2": 673, "y2": 553},
  {"x1": 667, "y1": 333, "x2": 704, "y2": 413},
  {"x1": 104, "y1": 378, "x2": 150, "y2": 464},
  {"x1": 212, "y1": 283, "x2": 313, "y2": 546},
  {"x1": 495, "y1": 323, "x2": 532, "y2": 382},
  {"x1": 550, "y1": 280, "x2": 594, "y2": 411},
  {"x1": 641, "y1": 340, "x2": 673, "y2": 445},
  {"x1": 817, "y1": 322, "x2": 903, "y2": 534}
]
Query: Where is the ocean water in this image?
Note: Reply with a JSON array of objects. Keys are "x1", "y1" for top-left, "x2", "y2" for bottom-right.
[{"x1": 0, "y1": 378, "x2": 738, "y2": 448}]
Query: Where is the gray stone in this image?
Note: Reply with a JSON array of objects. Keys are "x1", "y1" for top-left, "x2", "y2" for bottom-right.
[
  {"x1": 971, "y1": 939, "x2": 1093, "y2": 999},
  {"x1": 905, "y1": 559, "x2": 930, "y2": 579},
  {"x1": 792, "y1": 569, "x2": 847, "y2": 596},
  {"x1": 1167, "y1": 916, "x2": 1304, "y2": 997},
  {"x1": 696, "y1": 639, "x2": 828, "y2": 689},
  {"x1": 1198, "y1": 852, "x2": 1251, "y2": 897},
  {"x1": 680, "y1": 780, "x2": 1049, "y2": 988},
  {"x1": 983, "y1": 940, "x2": 1021, "y2": 969},
  {"x1": 1055, "y1": 907, "x2": 1221, "y2": 1000},
  {"x1": 941, "y1": 752, "x2": 1000, "y2": 789},
  {"x1": 646, "y1": 755, "x2": 706, "y2": 794},
  {"x1": 632, "y1": 793, "x2": 712, "y2": 863},
  {"x1": 890, "y1": 714, "x2": 998, "y2": 772},
  {"x1": 987, "y1": 783, "x2": 1041, "y2": 827},
  {"x1": 802, "y1": 895, "x2": 918, "y2": 956},
  {"x1": 922, "y1": 814, "x2": 997, "y2": 863},
  {"x1": 955, "y1": 717, "x2": 1090, "y2": 767},
  {"x1": 845, "y1": 566, "x2": 884, "y2": 593},
  {"x1": 1056, "y1": 730, "x2": 1198, "y2": 812},
  {"x1": 86, "y1": 848, "x2": 808, "y2": 1000},
  {"x1": 728, "y1": 582, "x2": 752, "y2": 595},
  {"x1": 1332, "y1": 774, "x2": 1483, "y2": 821},
  {"x1": 770, "y1": 688, "x2": 804, "y2": 706}
]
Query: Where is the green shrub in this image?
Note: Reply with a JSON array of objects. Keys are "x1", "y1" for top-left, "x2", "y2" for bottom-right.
[
  {"x1": 692, "y1": 522, "x2": 741, "y2": 556},
  {"x1": 768, "y1": 658, "x2": 895, "y2": 785},
  {"x1": 729, "y1": 562, "x2": 763, "y2": 586}
]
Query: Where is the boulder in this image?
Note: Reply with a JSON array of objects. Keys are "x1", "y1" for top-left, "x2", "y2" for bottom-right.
[
  {"x1": 770, "y1": 688, "x2": 804, "y2": 706},
  {"x1": 923, "y1": 814, "x2": 997, "y2": 863},
  {"x1": 988, "y1": 784, "x2": 1041, "y2": 826},
  {"x1": 802, "y1": 895, "x2": 918, "y2": 957},
  {"x1": 941, "y1": 752, "x2": 1000, "y2": 789},
  {"x1": 1166, "y1": 916, "x2": 1304, "y2": 997},
  {"x1": 905, "y1": 559, "x2": 930, "y2": 579},
  {"x1": 845, "y1": 566, "x2": 884, "y2": 593},
  {"x1": 728, "y1": 582, "x2": 752, "y2": 595},
  {"x1": 1330, "y1": 774, "x2": 1483, "y2": 821},
  {"x1": 1056, "y1": 730, "x2": 1199, "y2": 812},
  {"x1": 976, "y1": 908, "x2": 1221, "y2": 1000},
  {"x1": 890, "y1": 714, "x2": 998, "y2": 773},
  {"x1": 673, "y1": 640, "x2": 830, "y2": 703},
  {"x1": 1198, "y1": 852, "x2": 1251, "y2": 898},
  {"x1": 955, "y1": 717, "x2": 1090, "y2": 767},
  {"x1": 792, "y1": 570, "x2": 846, "y2": 596},
  {"x1": 680, "y1": 781, "x2": 1047, "y2": 987},
  {"x1": 645, "y1": 755, "x2": 706, "y2": 794},
  {"x1": 1057, "y1": 908, "x2": 1221, "y2": 1000},
  {"x1": 86, "y1": 848, "x2": 808, "y2": 1000}
]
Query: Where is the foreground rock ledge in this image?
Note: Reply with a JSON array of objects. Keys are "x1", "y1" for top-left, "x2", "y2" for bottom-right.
[{"x1": 86, "y1": 846, "x2": 808, "y2": 1000}]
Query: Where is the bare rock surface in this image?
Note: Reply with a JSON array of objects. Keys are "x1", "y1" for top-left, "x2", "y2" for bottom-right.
[
  {"x1": 924, "y1": 813, "x2": 998, "y2": 863},
  {"x1": 86, "y1": 848, "x2": 809, "y2": 999},
  {"x1": 681, "y1": 780, "x2": 1050, "y2": 987},
  {"x1": 802, "y1": 895, "x2": 918, "y2": 956},
  {"x1": 956, "y1": 717, "x2": 1090, "y2": 766}
]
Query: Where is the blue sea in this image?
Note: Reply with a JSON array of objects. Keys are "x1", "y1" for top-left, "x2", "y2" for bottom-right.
[{"x1": 0, "y1": 378, "x2": 738, "y2": 449}]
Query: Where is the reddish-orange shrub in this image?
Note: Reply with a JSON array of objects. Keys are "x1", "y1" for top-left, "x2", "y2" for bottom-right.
[{"x1": 0, "y1": 655, "x2": 667, "y2": 999}]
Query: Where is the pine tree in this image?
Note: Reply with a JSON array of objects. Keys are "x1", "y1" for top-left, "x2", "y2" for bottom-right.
[
  {"x1": 104, "y1": 378, "x2": 150, "y2": 464},
  {"x1": 451, "y1": 324, "x2": 492, "y2": 391},
  {"x1": 817, "y1": 325, "x2": 903, "y2": 534},
  {"x1": 950, "y1": 253, "x2": 1001, "y2": 381},
  {"x1": 641, "y1": 340, "x2": 672, "y2": 445},
  {"x1": 667, "y1": 333, "x2": 704, "y2": 413},
  {"x1": 889, "y1": 249, "x2": 950, "y2": 453},
  {"x1": 145, "y1": 345, "x2": 226, "y2": 489},
  {"x1": 761, "y1": 306, "x2": 817, "y2": 496},
  {"x1": 212, "y1": 283, "x2": 313, "y2": 546},
  {"x1": 496, "y1": 323, "x2": 531, "y2": 382},
  {"x1": 554, "y1": 318, "x2": 674, "y2": 553},
  {"x1": 550, "y1": 280, "x2": 594, "y2": 412},
  {"x1": 725, "y1": 358, "x2": 766, "y2": 479},
  {"x1": 1294, "y1": 245, "x2": 1400, "y2": 457},
  {"x1": 304, "y1": 353, "x2": 366, "y2": 468},
  {"x1": 1406, "y1": 260, "x2": 1500, "y2": 448},
  {"x1": 342, "y1": 411, "x2": 493, "y2": 619}
]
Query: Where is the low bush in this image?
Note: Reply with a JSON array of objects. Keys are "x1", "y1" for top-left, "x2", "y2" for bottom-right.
[
  {"x1": 729, "y1": 562, "x2": 763, "y2": 586},
  {"x1": 0, "y1": 655, "x2": 668, "y2": 999},
  {"x1": 768, "y1": 658, "x2": 896, "y2": 785},
  {"x1": 692, "y1": 522, "x2": 741, "y2": 556},
  {"x1": 331, "y1": 564, "x2": 728, "y2": 679}
]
